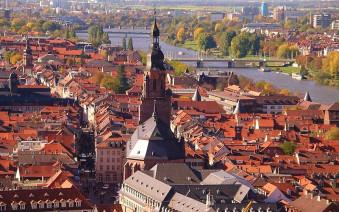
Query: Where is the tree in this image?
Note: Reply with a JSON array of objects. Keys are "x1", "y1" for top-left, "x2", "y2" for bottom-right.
[
  {"x1": 279, "y1": 89, "x2": 291, "y2": 96},
  {"x1": 322, "y1": 52, "x2": 339, "y2": 77},
  {"x1": 42, "y1": 21, "x2": 61, "y2": 32},
  {"x1": 214, "y1": 23, "x2": 223, "y2": 32},
  {"x1": 230, "y1": 34, "x2": 250, "y2": 58},
  {"x1": 277, "y1": 43, "x2": 300, "y2": 59},
  {"x1": 128, "y1": 38, "x2": 134, "y2": 51},
  {"x1": 280, "y1": 141, "x2": 297, "y2": 155},
  {"x1": 88, "y1": 25, "x2": 109, "y2": 47},
  {"x1": 10, "y1": 54, "x2": 22, "y2": 65},
  {"x1": 193, "y1": 27, "x2": 204, "y2": 41},
  {"x1": 218, "y1": 31, "x2": 236, "y2": 56},
  {"x1": 248, "y1": 33, "x2": 261, "y2": 55},
  {"x1": 176, "y1": 27, "x2": 186, "y2": 43},
  {"x1": 122, "y1": 37, "x2": 127, "y2": 50},
  {"x1": 94, "y1": 72, "x2": 104, "y2": 84},
  {"x1": 102, "y1": 32, "x2": 110, "y2": 44},
  {"x1": 197, "y1": 33, "x2": 216, "y2": 52},
  {"x1": 276, "y1": 43, "x2": 290, "y2": 58},
  {"x1": 115, "y1": 65, "x2": 130, "y2": 93},
  {"x1": 168, "y1": 60, "x2": 189, "y2": 76},
  {"x1": 100, "y1": 75, "x2": 118, "y2": 90},
  {"x1": 325, "y1": 127, "x2": 339, "y2": 140}
]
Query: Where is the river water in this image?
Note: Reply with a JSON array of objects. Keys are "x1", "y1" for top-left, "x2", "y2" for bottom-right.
[{"x1": 77, "y1": 31, "x2": 339, "y2": 104}]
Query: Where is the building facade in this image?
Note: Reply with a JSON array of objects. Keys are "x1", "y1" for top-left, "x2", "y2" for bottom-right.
[
  {"x1": 313, "y1": 13, "x2": 332, "y2": 28},
  {"x1": 95, "y1": 140, "x2": 125, "y2": 184},
  {"x1": 261, "y1": 2, "x2": 269, "y2": 17}
]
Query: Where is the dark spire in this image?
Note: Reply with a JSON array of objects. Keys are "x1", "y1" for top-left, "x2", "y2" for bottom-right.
[
  {"x1": 152, "y1": 9, "x2": 160, "y2": 38},
  {"x1": 147, "y1": 9, "x2": 165, "y2": 71},
  {"x1": 304, "y1": 91, "x2": 312, "y2": 102},
  {"x1": 192, "y1": 87, "x2": 202, "y2": 101}
]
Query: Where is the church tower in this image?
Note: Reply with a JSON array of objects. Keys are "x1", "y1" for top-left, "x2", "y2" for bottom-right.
[
  {"x1": 139, "y1": 12, "x2": 171, "y2": 126},
  {"x1": 23, "y1": 37, "x2": 33, "y2": 68},
  {"x1": 124, "y1": 12, "x2": 184, "y2": 180}
]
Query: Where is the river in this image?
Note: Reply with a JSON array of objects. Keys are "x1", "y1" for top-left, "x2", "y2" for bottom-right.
[{"x1": 76, "y1": 31, "x2": 339, "y2": 104}]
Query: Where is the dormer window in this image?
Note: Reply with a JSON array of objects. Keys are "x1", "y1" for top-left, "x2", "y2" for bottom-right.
[
  {"x1": 18, "y1": 202, "x2": 25, "y2": 210},
  {"x1": 11, "y1": 202, "x2": 18, "y2": 211},
  {"x1": 60, "y1": 200, "x2": 66, "y2": 208},
  {"x1": 46, "y1": 201, "x2": 52, "y2": 209},
  {"x1": 75, "y1": 199, "x2": 82, "y2": 207},
  {"x1": 53, "y1": 200, "x2": 59, "y2": 208},
  {"x1": 38, "y1": 201, "x2": 44, "y2": 209},
  {"x1": 68, "y1": 199, "x2": 74, "y2": 208},
  {"x1": 30, "y1": 201, "x2": 37, "y2": 209}
]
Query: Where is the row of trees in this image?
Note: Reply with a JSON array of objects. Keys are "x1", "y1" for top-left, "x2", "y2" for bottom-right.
[
  {"x1": 88, "y1": 25, "x2": 110, "y2": 47},
  {"x1": 94, "y1": 65, "x2": 130, "y2": 94},
  {"x1": 296, "y1": 52, "x2": 339, "y2": 87},
  {"x1": 122, "y1": 37, "x2": 134, "y2": 51},
  {"x1": 0, "y1": 17, "x2": 79, "y2": 41}
]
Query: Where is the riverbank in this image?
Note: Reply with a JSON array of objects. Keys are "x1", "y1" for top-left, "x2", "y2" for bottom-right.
[
  {"x1": 76, "y1": 30, "x2": 339, "y2": 104},
  {"x1": 175, "y1": 40, "x2": 301, "y2": 75}
]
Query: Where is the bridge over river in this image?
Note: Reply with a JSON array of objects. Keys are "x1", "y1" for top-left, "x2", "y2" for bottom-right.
[
  {"x1": 76, "y1": 27, "x2": 150, "y2": 36},
  {"x1": 166, "y1": 55, "x2": 295, "y2": 68}
]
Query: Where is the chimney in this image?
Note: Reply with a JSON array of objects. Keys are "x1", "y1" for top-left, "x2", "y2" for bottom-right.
[
  {"x1": 295, "y1": 152, "x2": 300, "y2": 165},
  {"x1": 317, "y1": 196, "x2": 321, "y2": 201},
  {"x1": 255, "y1": 118, "x2": 260, "y2": 130}
]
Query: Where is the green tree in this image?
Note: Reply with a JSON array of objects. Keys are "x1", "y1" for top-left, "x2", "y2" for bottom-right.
[
  {"x1": 218, "y1": 31, "x2": 236, "y2": 56},
  {"x1": 280, "y1": 141, "x2": 297, "y2": 155},
  {"x1": 88, "y1": 25, "x2": 108, "y2": 47},
  {"x1": 128, "y1": 38, "x2": 134, "y2": 51},
  {"x1": 122, "y1": 37, "x2": 127, "y2": 50},
  {"x1": 230, "y1": 34, "x2": 250, "y2": 58},
  {"x1": 100, "y1": 75, "x2": 118, "y2": 90},
  {"x1": 197, "y1": 33, "x2": 216, "y2": 52},
  {"x1": 248, "y1": 33, "x2": 261, "y2": 55},
  {"x1": 325, "y1": 127, "x2": 339, "y2": 140},
  {"x1": 102, "y1": 32, "x2": 110, "y2": 44},
  {"x1": 115, "y1": 65, "x2": 130, "y2": 93},
  {"x1": 42, "y1": 21, "x2": 61, "y2": 32}
]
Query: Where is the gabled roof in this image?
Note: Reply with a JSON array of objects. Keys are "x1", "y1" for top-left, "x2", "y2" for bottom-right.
[
  {"x1": 126, "y1": 113, "x2": 184, "y2": 161},
  {"x1": 124, "y1": 171, "x2": 172, "y2": 202}
]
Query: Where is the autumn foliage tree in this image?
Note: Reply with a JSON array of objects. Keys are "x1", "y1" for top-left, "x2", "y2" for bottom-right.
[
  {"x1": 176, "y1": 27, "x2": 186, "y2": 43},
  {"x1": 193, "y1": 27, "x2": 204, "y2": 41}
]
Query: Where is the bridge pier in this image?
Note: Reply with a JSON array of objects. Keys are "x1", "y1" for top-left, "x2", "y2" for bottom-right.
[
  {"x1": 259, "y1": 61, "x2": 266, "y2": 68},
  {"x1": 227, "y1": 61, "x2": 234, "y2": 68},
  {"x1": 197, "y1": 60, "x2": 203, "y2": 68}
]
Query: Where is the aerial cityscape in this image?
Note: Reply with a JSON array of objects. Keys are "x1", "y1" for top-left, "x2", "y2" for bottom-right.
[{"x1": 0, "y1": 0, "x2": 338, "y2": 211}]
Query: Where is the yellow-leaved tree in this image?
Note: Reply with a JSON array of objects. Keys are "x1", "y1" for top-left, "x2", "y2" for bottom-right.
[
  {"x1": 322, "y1": 52, "x2": 339, "y2": 77},
  {"x1": 176, "y1": 27, "x2": 186, "y2": 43},
  {"x1": 193, "y1": 27, "x2": 204, "y2": 41}
]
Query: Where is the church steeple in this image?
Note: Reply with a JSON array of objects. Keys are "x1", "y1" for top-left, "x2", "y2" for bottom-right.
[
  {"x1": 23, "y1": 36, "x2": 33, "y2": 68},
  {"x1": 152, "y1": 10, "x2": 160, "y2": 46},
  {"x1": 147, "y1": 10, "x2": 165, "y2": 71},
  {"x1": 140, "y1": 11, "x2": 171, "y2": 125}
]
